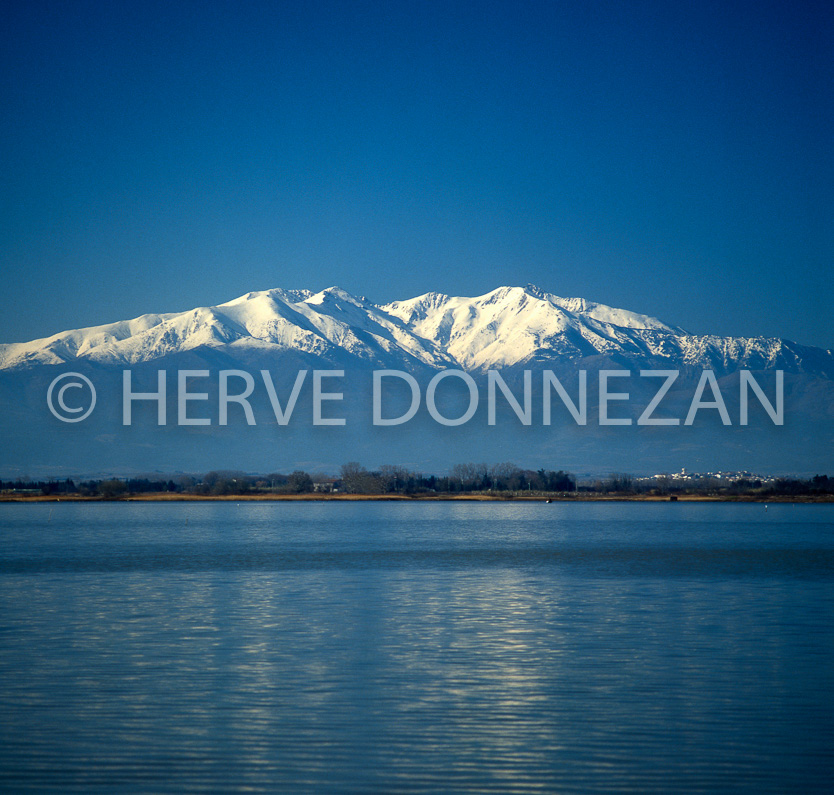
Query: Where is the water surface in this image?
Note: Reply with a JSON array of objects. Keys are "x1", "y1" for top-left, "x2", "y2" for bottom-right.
[{"x1": 1, "y1": 501, "x2": 832, "y2": 792}]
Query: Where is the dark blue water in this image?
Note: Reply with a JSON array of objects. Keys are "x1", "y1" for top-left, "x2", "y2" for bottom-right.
[{"x1": 1, "y1": 501, "x2": 832, "y2": 793}]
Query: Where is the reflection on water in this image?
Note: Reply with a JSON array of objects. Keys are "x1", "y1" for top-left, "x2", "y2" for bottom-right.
[{"x1": 1, "y1": 502, "x2": 833, "y2": 793}]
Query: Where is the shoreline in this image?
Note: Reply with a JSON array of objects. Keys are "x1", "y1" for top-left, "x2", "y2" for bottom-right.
[{"x1": 2, "y1": 493, "x2": 833, "y2": 503}]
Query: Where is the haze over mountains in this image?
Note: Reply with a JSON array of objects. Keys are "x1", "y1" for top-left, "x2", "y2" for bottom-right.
[
  {"x1": 2, "y1": 285, "x2": 832, "y2": 378},
  {"x1": 1, "y1": 285, "x2": 831, "y2": 478}
]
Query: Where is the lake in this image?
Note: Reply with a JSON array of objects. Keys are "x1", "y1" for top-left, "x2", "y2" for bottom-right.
[{"x1": 1, "y1": 500, "x2": 832, "y2": 793}]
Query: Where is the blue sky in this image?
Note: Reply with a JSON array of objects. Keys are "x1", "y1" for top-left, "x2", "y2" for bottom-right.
[{"x1": 1, "y1": 0, "x2": 831, "y2": 347}]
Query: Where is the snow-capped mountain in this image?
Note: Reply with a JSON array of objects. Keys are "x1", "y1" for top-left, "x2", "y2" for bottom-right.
[
  {"x1": 0, "y1": 287, "x2": 454, "y2": 372},
  {"x1": 1, "y1": 284, "x2": 831, "y2": 377},
  {"x1": 1, "y1": 284, "x2": 832, "y2": 478},
  {"x1": 380, "y1": 285, "x2": 824, "y2": 374}
]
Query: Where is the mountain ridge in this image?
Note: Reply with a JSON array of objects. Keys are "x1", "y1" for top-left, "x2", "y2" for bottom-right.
[{"x1": 1, "y1": 284, "x2": 831, "y2": 378}]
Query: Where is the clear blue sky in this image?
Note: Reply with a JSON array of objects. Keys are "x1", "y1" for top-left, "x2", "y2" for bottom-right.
[{"x1": 1, "y1": 0, "x2": 831, "y2": 347}]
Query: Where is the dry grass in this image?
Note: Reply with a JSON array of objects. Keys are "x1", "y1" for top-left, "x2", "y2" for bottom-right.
[{"x1": 2, "y1": 492, "x2": 832, "y2": 503}]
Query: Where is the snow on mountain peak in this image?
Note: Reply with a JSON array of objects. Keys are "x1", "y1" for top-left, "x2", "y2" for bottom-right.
[
  {"x1": 306, "y1": 286, "x2": 367, "y2": 307},
  {"x1": 380, "y1": 285, "x2": 682, "y2": 369},
  {"x1": 0, "y1": 284, "x2": 827, "y2": 377}
]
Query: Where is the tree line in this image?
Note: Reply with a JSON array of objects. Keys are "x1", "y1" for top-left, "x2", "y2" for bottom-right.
[
  {"x1": 0, "y1": 463, "x2": 575, "y2": 497},
  {"x1": 3, "y1": 471, "x2": 833, "y2": 498},
  {"x1": 336, "y1": 462, "x2": 575, "y2": 494}
]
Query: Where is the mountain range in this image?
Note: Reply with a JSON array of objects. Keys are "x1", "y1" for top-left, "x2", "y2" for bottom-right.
[
  {"x1": 1, "y1": 285, "x2": 831, "y2": 478},
  {"x1": 2, "y1": 284, "x2": 832, "y2": 377}
]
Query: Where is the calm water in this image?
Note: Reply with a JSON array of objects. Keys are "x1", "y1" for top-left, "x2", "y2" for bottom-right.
[{"x1": 1, "y1": 501, "x2": 832, "y2": 793}]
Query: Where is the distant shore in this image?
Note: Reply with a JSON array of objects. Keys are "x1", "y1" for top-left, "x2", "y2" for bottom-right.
[{"x1": 2, "y1": 492, "x2": 833, "y2": 503}]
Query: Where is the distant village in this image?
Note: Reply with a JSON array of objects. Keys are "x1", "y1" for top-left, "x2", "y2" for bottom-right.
[{"x1": 635, "y1": 468, "x2": 778, "y2": 489}]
